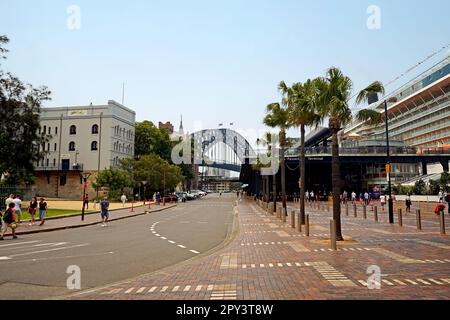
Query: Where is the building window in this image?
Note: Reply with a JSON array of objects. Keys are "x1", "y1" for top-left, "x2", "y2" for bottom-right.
[
  {"x1": 48, "y1": 143, "x2": 50, "y2": 151},
  {"x1": 69, "y1": 142, "x2": 76, "y2": 151},
  {"x1": 53, "y1": 158, "x2": 56, "y2": 166},
  {"x1": 46, "y1": 159, "x2": 49, "y2": 167},
  {"x1": 48, "y1": 127, "x2": 51, "y2": 135},
  {"x1": 54, "y1": 143, "x2": 57, "y2": 151},
  {"x1": 92, "y1": 124, "x2": 99, "y2": 134},
  {"x1": 55, "y1": 127, "x2": 58, "y2": 135},
  {"x1": 43, "y1": 126, "x2": 46, "y2": 134},
  {"x1": 91, "y1": 141, "x2": 98, "y2": 151},
  {"x1": 70, "y1": 125, "x2": 77, "y2": 135}
]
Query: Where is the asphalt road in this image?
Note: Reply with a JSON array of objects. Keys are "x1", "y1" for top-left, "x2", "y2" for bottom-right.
[{"x1": 0, "y1": 195, "x2": 236, "y2": 300}]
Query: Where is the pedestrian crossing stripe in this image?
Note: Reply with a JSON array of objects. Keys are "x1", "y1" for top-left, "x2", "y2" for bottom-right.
[{"x1": 358, "y1": 278, "x2": 450, "y2": 287}]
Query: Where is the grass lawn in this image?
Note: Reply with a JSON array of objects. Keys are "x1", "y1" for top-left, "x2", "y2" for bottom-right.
[{"x1": 19, "y1": 209, "x2": 95, "y2": 221}]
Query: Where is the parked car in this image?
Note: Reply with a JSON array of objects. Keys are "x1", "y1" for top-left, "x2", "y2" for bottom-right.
[{"x1": 163, "y1": 194, "x2": 179, "y2": 202}]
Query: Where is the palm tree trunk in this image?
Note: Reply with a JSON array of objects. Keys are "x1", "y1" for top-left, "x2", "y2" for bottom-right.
[
  {"x1": 299, "y1": 124, "x2": 306, "y2": 226},
  {"x1": 280, "y1": 130, "x2": 287, "y2": 220},
  {"x1": 331, "y1": 125, "x2": 344, "y2": 241},
  {"x1": 272, "y1": 173, "x2": 276, "y2": 214}
]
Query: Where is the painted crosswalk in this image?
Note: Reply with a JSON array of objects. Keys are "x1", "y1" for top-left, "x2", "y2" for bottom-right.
[
  {"x1": 358, "y1": 278, "x2": 450, "y2": 288},
  {"x1": 307, "y1": 262, "x2": 357, "y2": 287}
]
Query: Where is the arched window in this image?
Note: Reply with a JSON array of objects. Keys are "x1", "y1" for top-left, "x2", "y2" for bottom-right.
[
  {"x1": 70, "y1": 125, "x2": 77, "y2": 135},
  {"x1": 92, "y1": 124, "x2": 99, "y2": 134},
  {"x1": 69, "y1": 142, "x2": 76, "y2": 151},
  {"x1": 91, "y1": 141, "x2": 98, "y2": 151}
]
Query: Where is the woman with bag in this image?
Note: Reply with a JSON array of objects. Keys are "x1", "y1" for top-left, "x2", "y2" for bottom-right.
[
  {"x1": 0, "y1": 202, "x2": 18, "y2": 240},
  {"x1": 405, "y1": 193, "x2": 412, "y2": 213},
  {"x1": 28, "y1": 197, "x2": 38, "y2": 226}
]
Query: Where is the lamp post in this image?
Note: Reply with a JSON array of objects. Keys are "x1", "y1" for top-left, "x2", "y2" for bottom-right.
[
  {"x1": 80, "y1": 172, "x2": 92, "y2": 221},
  {"x1": 384, "y1": 97, "x2": 398, "y2": 224},
  {"x1": 142, "y1": 180, "x2": 148, "y2": 205}
]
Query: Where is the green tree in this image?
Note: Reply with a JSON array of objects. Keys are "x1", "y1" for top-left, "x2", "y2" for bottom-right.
[
  {"x1": 135, "y1": 121, "x2": 173, "y2": 161},
  {"x1": 284, "y1": 79, "x2": 321, "y2": 226},
  {"x1": 315, "y1": 67, "x2": 385, "y2": 241},
  {"x1": 428, "y1": 179, "x2": 440, "y2": 195},
  {"x1": 93, "y1": 168, "x2": 133, "y2": 194},
  {"x1": 264, "y1": 102, "x2": 290, "y2": 219},
  {"x1": 413, "y1": 179, "x2": 427, "y2": 195},
  {"x1": 0, "y1": 35, "x2": 51, "y2": 185}
]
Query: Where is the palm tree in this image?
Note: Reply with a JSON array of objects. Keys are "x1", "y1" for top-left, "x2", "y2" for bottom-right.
[
  {"x1": 316, "y1": 67, "x2": 385, "y2": 241},
  {"x1": 264, "y1": 103, "x2": 290, "y2": 220},
  {"x1": 286, "y1": 79, "x2": 321, "y2": 228}
]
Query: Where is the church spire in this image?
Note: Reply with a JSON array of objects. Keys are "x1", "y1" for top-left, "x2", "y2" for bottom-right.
[{"x1": 179, "y1": 114, "x2": 184, "y2": 134}]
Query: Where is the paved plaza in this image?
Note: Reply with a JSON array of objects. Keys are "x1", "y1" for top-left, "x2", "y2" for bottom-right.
[{"x1": 61, "y1": 197, "x2": 450, "y2": 300}]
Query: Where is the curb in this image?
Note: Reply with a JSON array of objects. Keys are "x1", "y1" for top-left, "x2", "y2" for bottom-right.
[{"x1": 6, "y1": 204, "x2": 177, "y2": 236}]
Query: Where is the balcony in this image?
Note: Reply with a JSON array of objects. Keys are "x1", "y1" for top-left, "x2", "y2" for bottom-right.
[{"x1": 35, "y1": 163, "x2": 84, "y2": 172}]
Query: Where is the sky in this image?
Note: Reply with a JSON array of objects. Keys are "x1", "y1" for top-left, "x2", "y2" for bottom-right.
[{"x1": 1, "y1": 0, "x2": 449, "y2": 142}]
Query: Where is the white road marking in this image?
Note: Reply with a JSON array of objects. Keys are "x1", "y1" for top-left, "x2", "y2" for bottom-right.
[
  {"x1": 125, "y1": 288, "x2": 135, "y2": 294},
  {"x1": 190, "y1": 250, "x2": 200, "y2": 254},
  {"x1": 160, "y1": 286, "x2": 168, "y2": 292},
  {"x1": 178, "y1": 245, "x2": 186, "y2": 249},
  {"x1": 0, "y1": 241, "x2": 41, "y2": 248},
  {"x1": 7, "y1": 244, "x2": 89, "y2": 259},
  {"x1": 136, "y1": 287, "x2": 146, "y2": 293},
  {"x1": 183, "y1": 286, "x2": 191, "y2": 292},
  {"x1": 168, "y1": 241, "x2": 176, "y2": 244},
  {"x1": 148, "y1": 287, "x2": 157, "y2": 293}
]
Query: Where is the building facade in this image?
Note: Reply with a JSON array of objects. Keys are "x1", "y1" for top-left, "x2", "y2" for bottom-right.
[{"x1": 34, "y1": 100, "x2": 136, "y2": 199}]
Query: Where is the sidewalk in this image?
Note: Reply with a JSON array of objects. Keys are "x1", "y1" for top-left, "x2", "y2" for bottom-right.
[
  {"x1": 65, "y1": 197, "x2": 450, "y2": 300},
  {"x1": 3, "y1": 202, "x2": 176, "y2": 237}
]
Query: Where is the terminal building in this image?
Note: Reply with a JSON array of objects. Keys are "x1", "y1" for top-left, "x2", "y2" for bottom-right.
[
  {"x1": 241, "y1": 57, "x2": 450, "y2": 197},
  {"x1": 34, "y1": 100, "x2": 136, "y2": 199}
]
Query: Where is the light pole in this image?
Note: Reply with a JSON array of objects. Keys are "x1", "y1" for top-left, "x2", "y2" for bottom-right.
[
  {"x1": 80, "y1": 172, "x2": 92, "y2": 221},
  {"x1": 384, "y1": 97, "x2": 398, "y2": 224}
]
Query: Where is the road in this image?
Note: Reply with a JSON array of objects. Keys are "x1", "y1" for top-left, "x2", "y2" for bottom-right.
[{"x1": 0, "y1": 195, "x2": 235, "y2": 300}]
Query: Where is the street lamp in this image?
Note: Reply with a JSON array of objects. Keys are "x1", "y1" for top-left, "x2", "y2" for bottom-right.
[
  {"x1": 383, "y1": 97, "x2": 398, "y2": 224},
  {"x1": 142, "y1": 180, "x2": 148, "y2": 205},
  {"x1": 80, "y1": 172, "x2": 92, "y2": 221}
]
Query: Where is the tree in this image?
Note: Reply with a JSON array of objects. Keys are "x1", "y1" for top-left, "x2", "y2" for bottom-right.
[
  {"x1": 413, "y1": 179, "x2": 427, "y2": 195},
  {"x1": 0, "y1": 35, "x2": 51, "y2": 185},
  {"x1": 285, "y1": 79, "x2": 321, "y2": 226},
  {"x1": 93, "y1": 168, "x2": 133, "y2": 199},
  {"x1": 121, "y1": 154, "x2": 183, "y2": 193},
  {"x1": 264, "y1": 102, "x2": 290, "y2": 219},
  {"x1": 315, "y1": 67, "x2": 385, "y2": 241},
  {"x1": 134, "y1": 121, "x2": 173, "y2": 161}
]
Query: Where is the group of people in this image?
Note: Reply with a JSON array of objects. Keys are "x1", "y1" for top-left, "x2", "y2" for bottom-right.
[{"x1": 1, "y1": 194, "x2": 48, "y2": 240}]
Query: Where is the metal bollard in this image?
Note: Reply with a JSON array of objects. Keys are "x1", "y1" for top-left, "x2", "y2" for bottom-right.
[
  {"x1": 416, "y1": 209, "x2": 422, "y2": 230},
  {"x1": 327, "y1": 204, "x2": 330, "y2": 212},
  {"x1": 282, "y1": 207, "x2": 287, "y2": 223},
  {"x1": 305, "y1": 215, "x2": 310, "y2": 237},
  {"x1": 374, "y1": 206, "x2": 378, "y2": 222},
  {"x1": 353, "y1": 203, "x2": 357, "y2": 218},
  {"x1": 291, "y1": 210, "x2": 295, "y2": 228},
  {"x1": 398, "y1": 208, "x2": 402, "y2": 227},
  {"x1": 345, "y1": 203, "x2": 349, "y2": 216},
  {"x1": 330, "y1": 220, "x2": 337, "y2": 251},
  {"x1": 363, "y1": 205, "x2": 367, "y2": 219},
  {"x1": 440, "y1": 210, "x2": 446, "y2": 235}
]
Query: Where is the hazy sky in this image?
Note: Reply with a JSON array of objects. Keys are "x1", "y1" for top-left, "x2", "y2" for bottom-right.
[{"x1": 1, "y1": 0, "x2": 449, "y2": 141}]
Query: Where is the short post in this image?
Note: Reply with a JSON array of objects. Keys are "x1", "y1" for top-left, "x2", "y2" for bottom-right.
[
  {"x1": 327, "y1": 204, "x2": 330, "y2": 212},
  {"x1": 440, "y1": 210, "x2": 446, "y2": 235},
  {"x1": 398, "y1": 208, "x2": 403, "y2": 227},
  {"x1": 330, "y1": 220, "x2": 337, "y2": 251},
  {"x1": 298, "y1": 213, "x2": 302, "y2": 232},
  {"x1": 416, "y1": 209, "x2": 421, "y2": 230},
  {"x1": 282, "y1": 207, "x2": 287, "y2": 223},
  {"x1": 345, "y1": 203, "x2": 349, "y2": 216},
  {"x1": 363, "y1": 205, "x2": 367, "y2": 219},
  {"x1": 131, "y1": 200, "x2": 134, "y2": 212},
  {"x1": 374, "y1": 206, "x2": 378, "y2": 222},
  {"x1": 148, "y1": 201, "x2": 151, "y2": 210},
  {"x1": 291, "y1": 210, "x2": 295, "y2": 228},
  {"x1": 353, "y1": 203, "x2": 357, "y2": 218},
  {"x1": 163, "y1": 197, "x2": 166, "y2": 207},
  {"x1": 305, "y1": 215, "x2": 310, "y2": 237}
]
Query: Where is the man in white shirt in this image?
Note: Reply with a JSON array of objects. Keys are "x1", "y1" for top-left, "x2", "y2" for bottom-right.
[
  {"x1": 121, "y1": 194, "x2": 127, "y2": 207},
  {"x1": 13, "y1": 195, "x2": 22, "y2": 223},
  {"x1": 351, "y1": 191, "x2": 357, "y2": 203},
  {"x1": 5, "y1": 194, "x2": 14, "y2": 208}
]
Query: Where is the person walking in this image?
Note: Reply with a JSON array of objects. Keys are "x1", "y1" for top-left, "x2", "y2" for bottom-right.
[
  {"x1": 13, "y1": 195, "x2": 22, "y2": 224},
  {"x1": 310, "y1": 190, "x2": 315, "y2": 202},
  {"x1": 380, "y1": 194, "x2": 386, "y2": 211},
  {"x1": 0, "y1": 202, "x2": 18, "y2": 240},
  {"x1": 120, "y1": 193, "x2": 127, "y2": 207},
  {"x1": 5, "y1": 194, "x2": 14, "y2": 209},
  {"x1": 100, "y1": 197, "x2": 110, "y2": 227},
  {"x1": 445, "y1": 191, "x2": 450, "y2": 214},
  {"x1": 351, "y1": 191, "x2": 357, "y2": 204},
  {"x1": 28, "y1": 197, "x2": 38, "y2": 226},
  {"x1": 156, "y1": 192, "x2": 161, "y2": 205},
  {"x1": 305, "y1": 191, "x2": 310, "y2": 203},
  {"x1": 83, "y1": 193, "x2": 89, "y2": 210},
  {"x1": 38, "y1": 198, "x2": 48, "y2": 226},
  {"x1": 364, "y1": 191, "x2": 370, "y2": 206},
  {"x1": 405, "y1": 193, "x2": 412, "y2": 213},
  {"x1": 342, "y1": 190, "x2": 348, "y2": 204},
  {"x1": 438, "y1": 190, "x2": 443, "y2": 203}
]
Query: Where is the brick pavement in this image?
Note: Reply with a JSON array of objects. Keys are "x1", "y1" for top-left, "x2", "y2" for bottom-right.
[{"x1": 64, "y1": 197, "x2": 450, "y2": 300}]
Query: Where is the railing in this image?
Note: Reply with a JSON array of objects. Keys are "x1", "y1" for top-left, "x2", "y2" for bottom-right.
[
  {"x1": 35, "y1": 163, "x2": 84, "y2": 171},
  {"x1": 285, "y1": 146, "x2": 450, "y2": 157}
]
